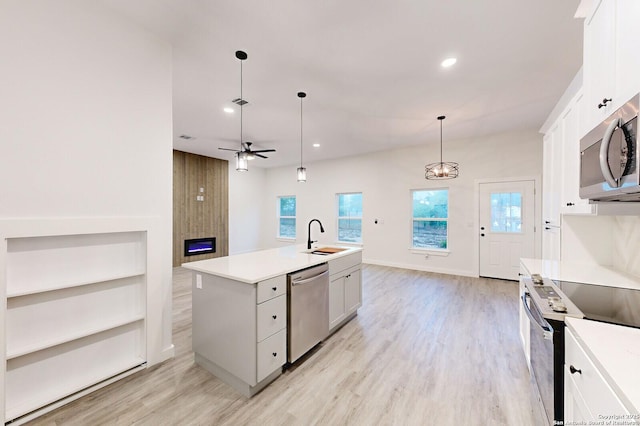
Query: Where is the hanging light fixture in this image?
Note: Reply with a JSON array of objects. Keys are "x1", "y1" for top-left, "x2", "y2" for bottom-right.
[
  {"x1": 425, "y1": 115, "x2": 459, "y2": 179},
  {"x1": 235, "y1": 50, "x2": 248, "y2": 171},
  {"x1": 297, "y1": 91, "x2": 307, "y2": 182}
]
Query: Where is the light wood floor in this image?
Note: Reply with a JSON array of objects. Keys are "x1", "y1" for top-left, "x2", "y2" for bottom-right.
[{"x1": 29, "y1": 265, "x2": 537, "y2": 425}]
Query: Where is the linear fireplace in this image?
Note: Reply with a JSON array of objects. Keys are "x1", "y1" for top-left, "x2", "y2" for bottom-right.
[{"x1": 184, "y1": 237, "x2": 216, "y2": 256}]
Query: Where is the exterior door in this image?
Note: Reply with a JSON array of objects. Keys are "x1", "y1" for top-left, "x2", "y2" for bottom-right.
[{"x1": 479, "y1": 180, "x2": 535, "y2": 280}]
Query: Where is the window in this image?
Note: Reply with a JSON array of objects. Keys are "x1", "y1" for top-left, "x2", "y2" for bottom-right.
[
  {"x1": 490, "y1": 192, "x2": 522, "y2": 233},
  {"x1": 412, "y1": 189, "x2": 449, "y2": 250},
  {"x1": 277, "y1": 196, "x2": 296, "y2": 239},
  {"x1": 336, "y1": 192, "x2": 362, "y2": 243}
]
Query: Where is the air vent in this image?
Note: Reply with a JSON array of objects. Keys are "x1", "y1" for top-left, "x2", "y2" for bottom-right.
[
  {"x1": 179, "y1": 135, "x2": 195, "y2": 140},
  {"x1": 232, "y1": 98, "x2": 248, "y2": 106}
]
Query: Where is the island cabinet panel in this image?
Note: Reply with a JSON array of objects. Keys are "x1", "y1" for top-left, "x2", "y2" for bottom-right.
[
  {"x1": 191, "y1": 272, "x2": 287, "y2": 396},
  {"x1": 328, "y1": 252, "x2": 363, "y2": 333},
  {"x1": 192, "y1": 274, "x2": 257, "y2": 385}
]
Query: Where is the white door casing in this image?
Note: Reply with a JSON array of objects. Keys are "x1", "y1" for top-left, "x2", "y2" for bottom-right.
[{"x1": 479, "y1": 180, "x2": 535, "y2": 280}]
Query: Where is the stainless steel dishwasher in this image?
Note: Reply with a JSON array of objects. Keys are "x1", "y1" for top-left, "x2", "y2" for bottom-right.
[{"x1": 287, "y1": 262, "x2": 329, "y2": 363}]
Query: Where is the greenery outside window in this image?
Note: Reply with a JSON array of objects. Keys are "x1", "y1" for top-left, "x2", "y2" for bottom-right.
[
  {"x1": 412, "y1": 189, "x2": 449, "y2": 250},
  {"x1": 278, "y1": 196, "x2": 296, "y2": 239},
  {"x1": 337, "y1": 192, "x2": 362, "y2": 243}
]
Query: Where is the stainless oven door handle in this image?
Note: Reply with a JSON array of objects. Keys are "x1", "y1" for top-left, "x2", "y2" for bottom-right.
[{"x1": 521, "y1": 293, "x2": 554, "y2": 340}]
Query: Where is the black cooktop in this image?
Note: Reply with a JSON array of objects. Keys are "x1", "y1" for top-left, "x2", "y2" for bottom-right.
[{"x1": 554, "y1": 280, "x2": 640, "y2": 328}]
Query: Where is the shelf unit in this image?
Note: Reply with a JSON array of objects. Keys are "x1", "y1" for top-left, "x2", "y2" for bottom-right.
[{"x1": 3, "y1": 229, "x2": 147, "y2": 423}]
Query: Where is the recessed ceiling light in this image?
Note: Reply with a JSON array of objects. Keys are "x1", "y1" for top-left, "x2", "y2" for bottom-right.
[
  {"x1": 441, "y1": 57, "x2": 457, "y2": 68},
  {"x1": 313, "y1": 143, "x2": 320, "y2": 148},
  {"x1": 223, "y1": 107, "x2": 234, "y2": 113}
]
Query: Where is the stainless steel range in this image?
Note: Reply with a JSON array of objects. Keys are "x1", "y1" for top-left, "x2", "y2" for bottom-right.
[{"x1": 522, "y1": 275, "x2": 640, "y2": 425}]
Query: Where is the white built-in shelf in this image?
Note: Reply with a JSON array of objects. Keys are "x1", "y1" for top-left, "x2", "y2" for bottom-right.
[
  {"x1": 6, "y1": 316, "x2": 145, "y2": 360},
  {"x1": 6, "y1": 271, "x2": 145, "y2": 298},
  {"x1": 6, "y1": 322, "x2": 146, "y2": 421},
  {"x1": 3, "y1": 228, "x2": 148, "y2": 423}
]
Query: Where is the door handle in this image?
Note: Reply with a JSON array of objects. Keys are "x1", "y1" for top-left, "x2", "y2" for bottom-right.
[
  {"x1": 291, "y1": 270, "x2": 329, "y2": 286},
  {"x1": 521, "y1": 293, "x2": 554, "y2": 340},
  {"x1": 600, "y1": 117, "x2": 623, "y2": 188},
  {"x1": 480, "y1": 233, "x2": 485, "y2": 237},
  {"x1": 480, "y1": 226, "x2": 485, "y2": 230}
]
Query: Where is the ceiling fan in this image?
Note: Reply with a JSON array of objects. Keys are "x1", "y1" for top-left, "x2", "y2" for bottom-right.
[
  {"x1": 218, "y1": 141, "x2": 275, "y2": 159},
  {"x1": 220, "y1": 50, "x2": 276, "y2": 170}
]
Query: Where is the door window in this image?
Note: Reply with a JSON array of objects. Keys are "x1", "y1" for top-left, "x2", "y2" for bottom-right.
[{"x1": 490, "y1": 192, "x2": 522, "y2": 233}]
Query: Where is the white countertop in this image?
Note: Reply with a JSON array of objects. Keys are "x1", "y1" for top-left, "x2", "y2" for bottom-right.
[
  {"x1": 182, "y1": 244, "x2": 362, "y2": 283},
  {"x1": 520, "y1": 258, "x2": 640, "y2": 290},
  {"x1": 566, "y1": 317, "x2": 640, "y2": 414}
]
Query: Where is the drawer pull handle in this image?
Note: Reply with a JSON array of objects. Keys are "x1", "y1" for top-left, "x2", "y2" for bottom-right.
[
  {"x1": 569, "y1": 365, "x2": 582, "y2": 375},
  {"x1": 272, "y1": 352, "x2": 277, "y2": 357},
  {"x1": 272, "y1": 315, "x2": 277, "y2": 320},
  {"x1": 272, "y1": 287, "x2": 277, "y2": 291}
]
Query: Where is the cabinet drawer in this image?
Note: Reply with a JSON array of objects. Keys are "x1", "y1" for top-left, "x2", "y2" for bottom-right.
[
  {"x1": 328, "y1": 251, "x2": 362, "y2": 276},
  {"x1": 565, "y1": 328, "x2": 629, "y2": 418},
  {"x1": 257, "y1": 275, "x2": 286, "y2": 304},
  {"x1": 257, "y1": 329, "x2": 286, "y2": 382},
  {"x1": 256, "y1": 295, "x2": 286, "y2": 342}
]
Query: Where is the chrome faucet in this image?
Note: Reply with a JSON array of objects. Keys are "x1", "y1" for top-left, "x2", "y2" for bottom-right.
[{"x1": 307, "y1": 219, "x2": 325, "y2": 250}]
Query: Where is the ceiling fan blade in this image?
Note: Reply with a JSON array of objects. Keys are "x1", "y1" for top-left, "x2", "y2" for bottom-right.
[
  {"x1": 252, "y1": 149, "x2": 276, "y2": 153},
  {"x1": 254, "y1": 153, "x2": 268, "y2": 159},
  {"x1": 218, "y1": 147, "x2": 240, "y2": 152}
]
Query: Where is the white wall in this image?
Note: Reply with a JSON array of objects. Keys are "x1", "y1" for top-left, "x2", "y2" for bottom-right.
[
  {"x1": 613, "y1": 216, "x2": 640, "y2": 277},
  {"x1": 242, "y1": 129, "x2": 543, "y2": 277},
  {"x1": 228, "y1": 167, "x2": 267, "y2": 255},
  {"x1": 0, "y1": 0, "x2": 174, "y2": 362},
  {"x1": 561, "y1": 215, "x2": 615, "y2": 265}
]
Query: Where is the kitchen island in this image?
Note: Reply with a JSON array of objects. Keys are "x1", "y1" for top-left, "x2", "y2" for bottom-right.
[{"x1": 182, "y1": 244, "x2": 363, "y2": 397}]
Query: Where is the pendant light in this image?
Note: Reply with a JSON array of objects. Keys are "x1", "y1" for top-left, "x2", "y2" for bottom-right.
[
  {"x1": 425, "y1": 115, "x2": 459, "y2": 179},
  {"x1": 296, "y1": 91, "x2": 307, "y2": 182},
  {"x1": 235, "y1": 50, "x2": 248, "y2": 171}
]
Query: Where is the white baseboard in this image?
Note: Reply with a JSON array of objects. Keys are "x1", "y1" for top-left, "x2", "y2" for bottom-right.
[{"x1": 362, "y1": 258, "x2": 478, "y2": 278}]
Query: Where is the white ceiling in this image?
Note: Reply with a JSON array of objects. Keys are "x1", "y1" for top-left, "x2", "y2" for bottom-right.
[{"x1": 100, "y1": 0, "x2": 583, "y2": 169}]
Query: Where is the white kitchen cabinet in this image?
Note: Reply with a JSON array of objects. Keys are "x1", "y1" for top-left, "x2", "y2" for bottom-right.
[
  {"x1": 518, "y1": 264, "x2": 531, "y2": 371},
  {"x1": 328, "y1": 252, "x2": 362, "y2": 333},
  {"x1": 564, "y1": 326, "x2": 630, "y2": 422},
  {"x1": 582, "y1": 0, "x2": 640, "y2": 137},
  {"x1": 542, "y1": 125, "x2": 562, "y2": 227},
  {"x1": 582, "y1": 0, "x2": 616, "y2": 134},
  {"x1": 192, "y1": 273, "x2": 286, "y2": 397},
  {"x1": 541, "y1": 225, "x2": 561, "y2": 261},
  {"x1": 4, "y1": 229, "x2": 148, "y2": 423},
  {"x1": 560, "y1": 91, "x2": 597, "y2": 215}
]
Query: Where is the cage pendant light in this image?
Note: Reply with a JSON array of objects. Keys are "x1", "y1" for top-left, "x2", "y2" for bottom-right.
[
  {"x1": 235, "y1": 50, "x2": 248, "y2": 171},
  {"x1": 425, "y1": 115, "x2": 459, "y2": 179},
  {"x1": 297, "y1": 92, "x2": 307, "y2": 182}
]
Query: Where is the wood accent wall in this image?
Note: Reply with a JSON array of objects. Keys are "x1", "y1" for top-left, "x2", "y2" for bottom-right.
[{"x1": 173, "y1": 150, "x2": 229, "y2": 266}]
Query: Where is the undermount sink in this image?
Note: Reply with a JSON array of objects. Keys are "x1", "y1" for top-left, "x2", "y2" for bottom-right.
[{"x1": 309, "y1": 247, "x2": 348, "y2": 255}]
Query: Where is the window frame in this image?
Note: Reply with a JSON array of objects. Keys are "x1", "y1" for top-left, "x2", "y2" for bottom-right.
[
  {"x1": 277, "y1": 195, "x2": 296, "y2": 240},
  {"x1": 336, "y1": 192, "x2": 363, "y2": 244},
  {"x1": 410, "y1": 188, "x2": 450, "y2": 253}
]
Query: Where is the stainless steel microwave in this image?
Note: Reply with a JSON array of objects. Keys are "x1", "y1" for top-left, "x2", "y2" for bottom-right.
[{"x1": 579, "y1": 94, "x2": 639, "y2": 202}]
